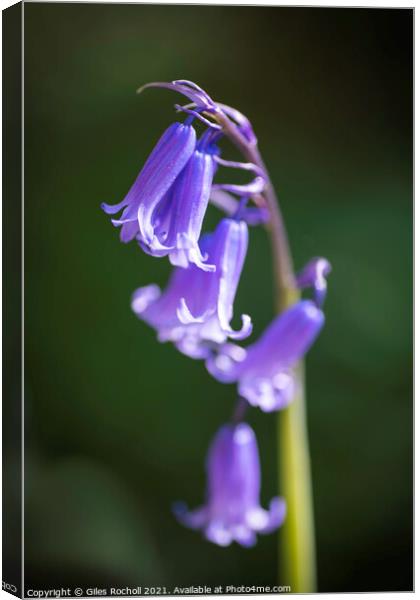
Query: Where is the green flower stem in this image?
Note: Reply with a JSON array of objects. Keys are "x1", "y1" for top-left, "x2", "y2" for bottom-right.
[
  {"x1": 279, "y1": 364, "x2": 317, "y2": 592},
  {"x1": 217, "y1": 113, "x2": 316, "y2": 593},
  {"x1": 260, "y1": 167, "x2": 317, "y2": 594}
]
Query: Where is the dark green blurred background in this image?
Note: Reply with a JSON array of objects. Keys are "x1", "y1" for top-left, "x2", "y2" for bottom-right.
[{"x1": 21, "y1": 4, "x2": 412, "y2": 593}]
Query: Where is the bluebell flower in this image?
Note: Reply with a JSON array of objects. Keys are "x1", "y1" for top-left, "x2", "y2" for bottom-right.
[
  {"x1": 207, "y1": 301, "x2": 324, "y2": 412},
  {"x1": 206, "y1": 257, "x2": 331, "y2": 412},
  {"x1": 136, "y1": 130, "x2": 265, "y2": 272},
  {"x1": 131, "y1": 218, "x2": 252, "y2": 358},
  {"x1": 136, "y1": 130, "x2": 219, "y2": 271},
  {"x1": 174, "y1": 422, "x2": 286, "y2": 547},
  {"x1": 101, "y1": 121, "x2": 196, "y2": 244},
  {"x1": 102, "y1": 81, "x2": 265, "y2": 271}
]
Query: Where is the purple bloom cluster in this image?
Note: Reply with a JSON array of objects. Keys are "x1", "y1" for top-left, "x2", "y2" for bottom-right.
[
  {"x1": 102, "y1": 84, "x2": 264, "y2": 272},
  {"x1": 102, "y1": 80, "x2": 331, "y2": 548}
]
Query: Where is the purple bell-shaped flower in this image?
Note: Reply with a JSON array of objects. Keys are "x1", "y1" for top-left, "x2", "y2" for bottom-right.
[
  {"x1": 101, "y1": 121, "x2": 196, "y2": 245},
  {"x1": 174, "y1": 422, "x2": 286, "y2": 547},
  {"x1": 137, "y1": 130, "x2": 220, "y2": 271},
  {"x1": 131, "y1": 218, "x2": 252, "y2": 358},
  {"x1": 102, "y1": 118, "x2": 264, "y2": 272},
  {"x1": 206, "y1": 258, "x2": 330, "y2": 412}
]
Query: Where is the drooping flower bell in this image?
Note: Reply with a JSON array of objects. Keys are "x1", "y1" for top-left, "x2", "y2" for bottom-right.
[
  {"x1": 137, "y1": 130, "x2": 219, "y2": 271},
  {"x1": 131, "y1": 218, "x2": 252, "y2": 359},
  {"x1": 174, "y1": 422, "x2": 286, "y2": 547},
  {"x1": 102, "y1": 82, "x2": 265, "y2": 271},
  {"x1": 101, "y1": 121, "x2": 196, "y2": 246},
  {"x1": 206, "y1": 258, "x2": 330, "y2": 412},
  {"x1": 136, "y1": 129, "x2": 264, "y2": 272}
]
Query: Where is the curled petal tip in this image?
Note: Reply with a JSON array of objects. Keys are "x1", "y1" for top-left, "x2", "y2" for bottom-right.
[
  {"x1": 173, "y1": 502, "x2": 208, "y2": 530},
  {"x1": 131, "y1": 285, "x2": 161, "y2": 316},
  {"x1": 176, "y1": 298, "x2": 211, "y2": 325},
  {"x1": 260, "y1": 497, "x2": 287, "y2": 533},
  {"x1": 213, "y1": 175, "x2": 266, "y2": 198},
  {"x1": 297, "y1": 257, "x2": 332, "y2": 307},
  {"x1": 101, "y1": 200, "x2": 126, "y2": 215},
  {"x1": 223, "y1": 314, "x2": 253, "y2": 341},
  {"x1": 169, "y1": 246, "x2": 216, "y2": 273}
]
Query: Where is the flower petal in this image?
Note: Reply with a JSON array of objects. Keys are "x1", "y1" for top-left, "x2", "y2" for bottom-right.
[
  {"x1": 213, "y1": 175, "x2": 266, "y2": 198},
  {"x1": 176, "y1": 298, "x2": 213, "y2": 325},
  {"x1": 131, "y1": 285, "x2": 161, "y2": 316},
  {"x1": 120, "y1": 220, "x2": 139, "y2": 243},
  {"x1": 101, "y1": 198, "x2": 128, "y2": 215},
  {"x1": 173, "y1": 502, "x2": 209, "y2": 530},
  {"x1": 175, "y1": 334, "x2": 213, "y2": 359},
  {"x1": 239, "y1": 373, "x2": 295, "y2": 413},
  {"x1": 221, "y1": 314, "x2": 253, "y2": 340},
  {"x1": 296, "y1": 257, "x2": 332, "y2": 307},
  {"x1": 161, "y1": 146, "x2": 217, "y2": 270},
  {"x1": 169, "y1": 234, "x2": 215, "y2": 272},
  {"x1": 205, "y1": 343, "x2": 246, "y2": 383},
  {"x1": 231, "y1": 525, "x2": 257, "y2": 548},
  {"x1": 261, "y1": 497, "x2": 287, "y2": 534},
  {"x1": 243, "y1": 300, "x2": 325, "y2": 375},
  {"x1": 205, "y1": 521, "x2": 233, "y2": 547}
]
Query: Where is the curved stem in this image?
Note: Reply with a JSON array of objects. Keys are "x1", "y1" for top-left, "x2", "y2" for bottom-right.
[
  {"x1": 218, "y1": 112, "x2": 317, "y2": 593},
  {"x1": 212, "y1": 114, "x2": 296, "y2": 305}
]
